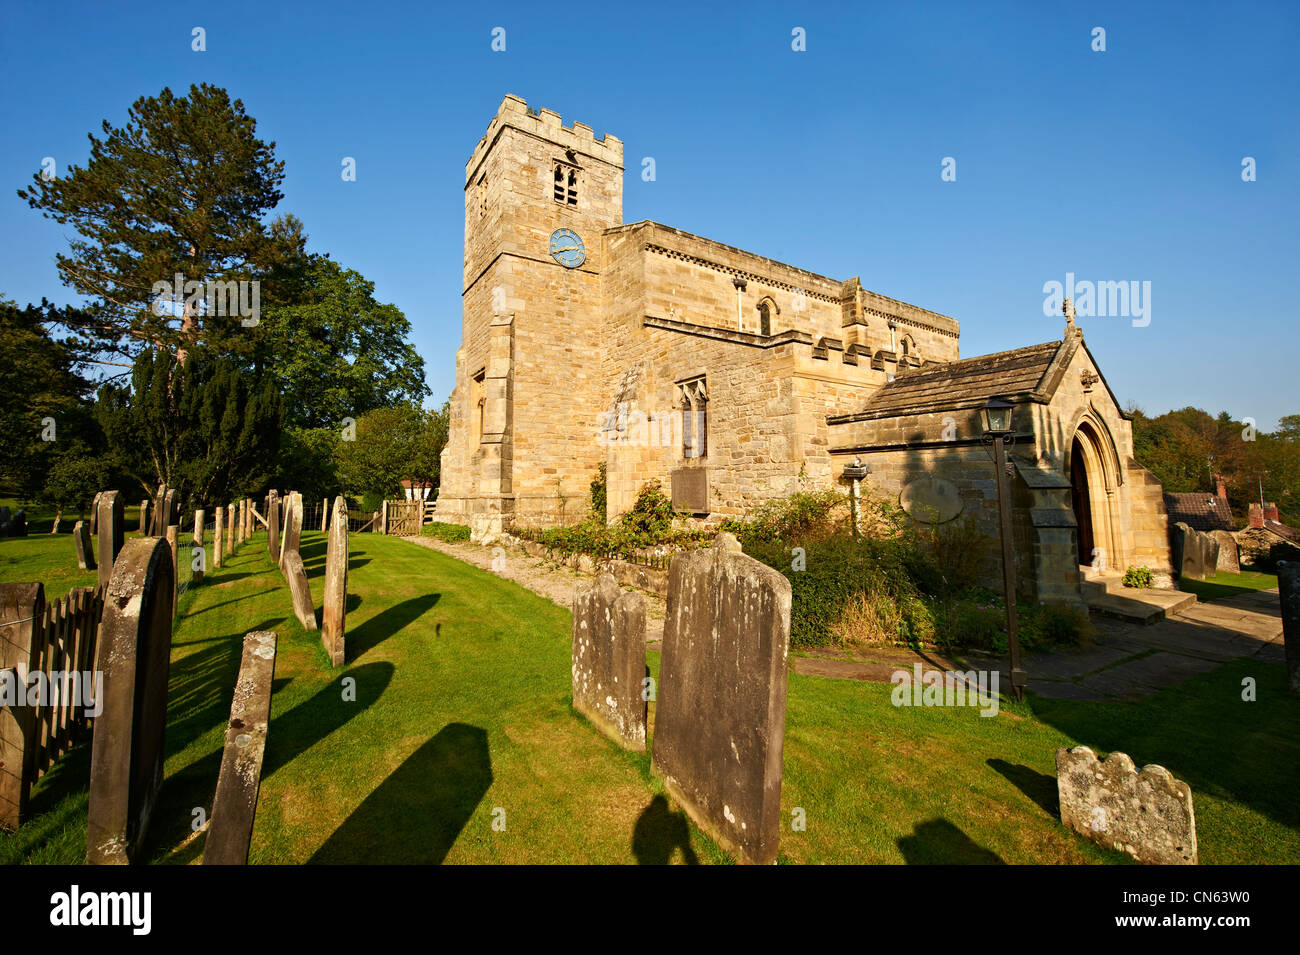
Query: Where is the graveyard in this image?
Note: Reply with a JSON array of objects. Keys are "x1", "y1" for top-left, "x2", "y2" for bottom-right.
[{"x1": 1, "y1": 505, "x2": 1297, "y2": 865}]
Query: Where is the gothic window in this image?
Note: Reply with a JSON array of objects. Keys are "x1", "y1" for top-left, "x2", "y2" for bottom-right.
[
  {"x1": 757, "y1": 302, "x2": 772, "y2": 336},
  {"x1": 678, "y1": 377, "x2": 708, "y2": 459},
  {"x1": 554, "y1": 164, "x2": 577, "y2": 205},
  {"x1": 900, "y1": 334, "x2": 918, "y2": 361},
  {"x1": 472, "y1": 369, "x2": 486, "y2": 443}
]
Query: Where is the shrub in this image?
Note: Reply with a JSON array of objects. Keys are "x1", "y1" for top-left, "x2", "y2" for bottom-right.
[
  {"x1": 589, "y1": 462, "x2": 607, "y2": 520},
  {"x1": 423, "y1": 521, "x2": 471, "y2": 542},
  {"x1": 360, "y1": 490, "x2": 383, "y2": 512},
  {"x1": 1019, "y1": 602, "x2": 1094, "y2": 650},
  {"x1": 934, "y1": 599, "x2": 1005, "y2": 651},
  {"x1": 1122, "y1": 565, "x2": 1153, "y2": 588},
  {"x1": 620, "y1": 480, "x2": 674, "y2": 543},
  {"x1": 919, "y1": 515, "x2": 991, "y2": 594},
  {"x1": 722, "y1": 489, "x2": 848, "y2": 548}
]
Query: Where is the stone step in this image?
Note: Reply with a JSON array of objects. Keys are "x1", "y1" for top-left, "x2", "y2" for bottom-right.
[{"x1": 1084, "y1": 587, "x2": 1198, "y2": 625}]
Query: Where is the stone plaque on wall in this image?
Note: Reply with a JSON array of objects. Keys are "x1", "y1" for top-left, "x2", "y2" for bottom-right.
[
  {"x1": 671, "y1": 468, "x2": 708, "y2": 514},
  {"x1": 899, "y1": 476, "x2": 963, "y2": 524}
]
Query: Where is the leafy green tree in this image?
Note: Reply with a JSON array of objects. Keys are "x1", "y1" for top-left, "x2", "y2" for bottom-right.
[
  {"x1": 17, "y1": 83, "x2": 294, "y2": 361},
  {"x1": 95, "y1": 347, "x2": 284, "y2": 507},
  {"x1": 335, "y1": 403, "x2": 448, "y2": 501},
  {"x1": 0, "y1": 298, "x2": 102, "y2": 500},
  {"x1": 274, "y1": 426, "x2": 343, "y2": 503},
  {"x1": 252, "y1": 256, "x2": 429, "y2": 428}
]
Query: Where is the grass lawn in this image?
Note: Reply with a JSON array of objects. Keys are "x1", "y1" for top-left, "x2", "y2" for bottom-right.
[
  {"x1": 2, "y1": 531, "x2": 1297, "y2": 864},
  {"x1": 1179, "y1": 570, "x2": 1279, "y2": 602}
]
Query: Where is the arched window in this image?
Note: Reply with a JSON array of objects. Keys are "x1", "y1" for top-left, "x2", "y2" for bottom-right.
[
  {"x1": 757, "y1": 302, "x2": 772, "y2": 336},
  {"x1": 554, "y1": 164, "x2": 577, "y2": 205},
  {"x1": 678, "y1": 377, "x2": 708, "y2": 459},
  {"x1": 900, "y1": 334, "x2": 918, "y2": 362}
]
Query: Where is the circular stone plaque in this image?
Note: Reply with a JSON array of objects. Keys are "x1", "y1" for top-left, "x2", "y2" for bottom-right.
[{"x1": 899, "y1": 476, "x2": 963, "y2": 524}]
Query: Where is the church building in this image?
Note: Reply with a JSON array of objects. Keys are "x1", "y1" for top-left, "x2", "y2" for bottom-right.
[{"x1": 436, "y1": 95, "x2": 1175, "y2": 604}]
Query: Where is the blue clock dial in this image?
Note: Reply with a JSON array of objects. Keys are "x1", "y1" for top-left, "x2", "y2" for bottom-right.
[{"x1": 549, "y1": 228, "x2": 586, "y2": 269}]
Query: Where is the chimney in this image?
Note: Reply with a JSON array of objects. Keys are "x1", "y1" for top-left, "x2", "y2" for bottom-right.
[
  {"x1": 1249, "y1": 503, "x2": 1264, "y2": 528},
  {"x1": 1213, "y1": 473, "x2": 1228, "y2": 502},
  {"x1": 1263, "y1": 502, "x2": 1279, "y2": 523}
]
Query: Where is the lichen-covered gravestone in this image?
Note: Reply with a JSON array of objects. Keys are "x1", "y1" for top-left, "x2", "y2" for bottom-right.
[
  {"x1": 86, "y1": 537, "x2": 175, "y2": 864},
  {"x1": 320, "y1": 496, "x2": 348, "y2": 667},
  {"x1": 96, "y1": 491, "x2": 124, "y2": 589},
  {"x1": 651, "y1": 532, "x2": 792, "y2": 865},
  {"x1": 203, "y1": 631, "x2": 276, "y2": 865},
  {"x1": 73, "y1": 520, "x2": 96, "y2": 571},
  {"x1": 572, "y1": 573, "x2": 647, "y2": 750},
  {"x1": 1056, "y1": 746, "x2": 1197, "y2": 864},
  {"x1": 1212, "y1": 530, "x2": 1240, "y2": 574}
]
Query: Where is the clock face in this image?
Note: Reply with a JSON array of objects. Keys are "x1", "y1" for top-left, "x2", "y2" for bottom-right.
[{"x1": 549, "y1": 228, "x2": 586, "y2": 269}]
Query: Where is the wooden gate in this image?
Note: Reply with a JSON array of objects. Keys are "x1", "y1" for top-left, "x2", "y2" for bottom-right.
[{"x1": 384, "y1": 500, "x2": 423, "y2": 536}]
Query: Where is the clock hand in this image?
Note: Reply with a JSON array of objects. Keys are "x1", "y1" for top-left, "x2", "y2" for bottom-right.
[{"x1": 552, "y1": 246, "x2": 582, "y2": 252}]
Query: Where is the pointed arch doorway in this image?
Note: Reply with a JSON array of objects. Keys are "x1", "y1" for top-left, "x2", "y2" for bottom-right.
[
  {"x1": 1070, "y1": 435, "x2": 1094, "y2": 566},
  {"x1": 1068, "y1": 419, "x2": 1120, "y2": 572}
]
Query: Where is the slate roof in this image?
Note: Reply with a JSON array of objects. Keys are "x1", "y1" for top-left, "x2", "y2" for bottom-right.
[
  {"x1": 1264, "y1": 519, "x2": 1300, "y2": 544},
  {"x1": 848, "y1": 340, "x2": 1065, "y2": 420},
  {"x1": 1163, "y1": 493, "x2": 1236, "y2": 532}
]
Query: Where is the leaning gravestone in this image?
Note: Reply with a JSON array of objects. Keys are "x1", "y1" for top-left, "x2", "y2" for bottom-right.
[
  {"x1": 73, "y1": 520, "x2": 96, "y2": 571},
  {"x1": 90, "y1": 492, "x2": 103, "y2": 534},
  {"x1": 86, "y1": 536, "x2": 175, "y2": 864},
  {"x1": 148, "y1": 484, "x2": 165, "y2": 536},
  {"x1": 96, "y1": 491, "x2": 124, "y2": 589},
  {"x1": 651, "y1": 532, "x2": 792, "y2": 865},
  {"x1": 1212, "y1": 530, "x2": 1240, "y2": 574},
  {"x1": 1171, "y1": 522, "x2": 1209, "y2": 580},
  {"x1": 1056, "y1": 746, "x2": 1197, "y2": 864},
  {"x1": 282, "y1": 551, "x2": 317, "y2": 632},
  {"x1": 1279, "y1": 562, "x2": 1300, "y2": 695},
  {"x1": 572, "y1": 573, "x2": 647, "y2": 751},
  {"x1": 203, "y1": 631, "x2": 277, "y2": 865},
  {"x1": 320, "y1": 496, "x2": 348, "y2": 667},
  {"x1": 138, "y1": 500, "x2": 149, "y2": 534},
  {"x1": 280, "y1": 493, "x2": 302, "y2": 568},
  {"x1": 267, "y1": 491, "x2": 280, "y2": 562},
  {"x1": 166, "y1": 525, "x2": 179, "y2": 616}
]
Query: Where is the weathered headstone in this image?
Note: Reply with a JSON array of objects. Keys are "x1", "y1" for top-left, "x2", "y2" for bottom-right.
[
  {"x1": 282, "y1": 550, "x2": 317, "y2": 632},
  {"x1": 96, "y1": 491, "x2": 124, "y2": 589},
  {"x1": 1171, "y1": 522, "x2": 1210, "y2": 580},
  {"x1": 148, "y1": 484, "x2": 165, "y2": 536},
  {"x1": 163, "y1": 488, "x2": 178, "y2": 530},
  {"x1": 267, "y1": 491, "x2": 280, "y2": 561},
  {"x1": 166, "y1": 524, "x2": 179, "y2": 616},
  {"x1": 1279, "y1": 562, "x2": 1300, "y2": 695},
  {"x1": 192, "y1": 510, "x2": 205, "y2": 584},
  {"x1": 213, "y1": 506, "x2": 224, "y2": 570},
  {"x1": 90, "y1": 492, "x2": 103, "y2": 534},
  {"x1": 321, "y1": 496, "x2": 348, "y2": 667},
  {"x1": 572, "y1": 573, "x2": 647, "y2": 750},
  {"x1": 138, "y1": 499, "x2": 149, "y2": 534},
  {"x1": 226, "y1": 503, "x2": 235, "y2": 556},
  {"x1": 86, "y1": 537, "x2": 175, "y2": 864},
  {"x1": 280, "y1": 493, "x2": 303, "y2": 567},
  {"x1": 0, "y1": 582, "x2": 43, "y2": 830},
  {"x1": 1212, "y1": 530, "x2": 1240, "y2": 574},
  {"x1": 73, "y1": 520, "x2": 96, "y2": 571},
  {"x1": 203, "y1": 631, "x2": 276, "y2": 865},
  {"x1": 651, "y1": 532, "x2": 792, "y2": 865},
  {"x1": 1056, "y1": 746, "x2": 1197, "y2": 864},
  {"x1": 322, "y1": 498, "x2": 329, "y2": 532}
]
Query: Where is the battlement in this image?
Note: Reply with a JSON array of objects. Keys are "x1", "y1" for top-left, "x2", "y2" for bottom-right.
[{"x1": 467, "y1": 94, "x2": 624, "y2": 182}]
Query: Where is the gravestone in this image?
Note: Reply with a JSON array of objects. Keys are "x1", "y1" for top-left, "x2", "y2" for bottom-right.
[
  {"x1": 203, "y1": 631, "x2": 277, "y2": 865},
  {"x1": 1212, "y1": 530, "x2": 1240, "y2": 574},
  {"x1": 1279, "y1": 562, "x2": 1300, "y2": 695},
  {"x1": 572, "y1": 573, "x2": 647, "y2": 750},
  {"x1": 226, "y1": 503, "x2": 235, "y2": 556},
  {"x1": 192, "y1": 510, "x2": 205, "y2": 584},
  {"x1": 322, "y1": 498, "x2": 329, "y2": 532},
  {"x1": 138, "y1": 500, "x2": 149, "y2": 534},
  {"x1": 86, "y1": 537, "x2": 175, "y2": 864},
  {"x1": 96, "y1": 491, "x2": 124, "y2": 589},
  {"x1": 0, "y1": 582, "x2": 44, "y2": 830},
  {"x1": 282, "y1": 551, "x2": 317, "y2": 632},
  {"x1": 73, "y1": 520, "x2": 96, "y2": 571},
  {"x1": 148, "y1": 484, "x2": 165, "y2": 536},
  {"x1": 1171, "y1": 522, "x2": 1214, "y2": 580},
  {"x1": 651, "y1": 532, "x2": 792, "y2": 865},
  {"x1": 90, "y1": 492, "x2": 103, "y2": 534},
  {"x1": 163, "y1": 488, "x2": 178, "y2": 530},
  {"x1": 213, "y1": 506, "x2": 224, "y2": 569},
  {"x1": 321, "y1": 496, "x2": 348, "y2": 667},
  {"x1": 280, "y1": 493, "x2": 303, "y2": 567},
  {"x1": 166, "y1": 525, "x2": 179, "y2": 616},
  {"x1": 1056, "y1": 746, "x2": 1197, "y2": 864},
  {"x1": 267, "y1": 491, "x2": 280, "y2": 562}
]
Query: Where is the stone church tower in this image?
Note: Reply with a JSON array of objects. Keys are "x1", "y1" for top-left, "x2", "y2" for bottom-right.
[{"x1": 437, "y1": 95, "x2": 624, "y2": 538}]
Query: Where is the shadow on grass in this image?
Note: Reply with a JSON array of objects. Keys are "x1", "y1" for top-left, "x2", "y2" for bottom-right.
[
  {"x1": 347, "y1": 593, "x2": 440, "y2": 660},
  {"x1": 897, "y1": 818, "x2": 1004, "y2": 864},
  {"x1": 1030, "y1": 659, "x2": 1300, "y2": 837},
  {"x1": 632, "y1": 795, "x2": 698, "y2": 865},
  {"x1": 987, "y1": 758, "x2": 1059, "y2": 818},
  {"x1": 308, "y1": 722, "x2": 491, "y2": 864}
]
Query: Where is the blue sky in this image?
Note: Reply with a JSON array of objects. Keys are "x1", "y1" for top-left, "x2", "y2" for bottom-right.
[{"x1": 2, "y1": 0, "x2": 1296, "y2": 428}]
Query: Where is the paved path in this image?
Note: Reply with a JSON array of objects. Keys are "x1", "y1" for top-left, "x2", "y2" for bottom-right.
[{"x1": 404, "y1": 535, "x2": 1284, "y2": 701}]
